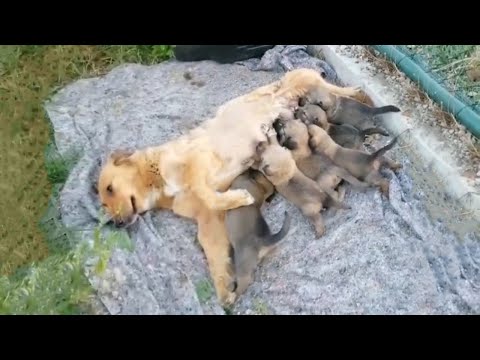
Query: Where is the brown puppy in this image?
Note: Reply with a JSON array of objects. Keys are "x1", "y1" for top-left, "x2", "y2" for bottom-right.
[
  {"x1": 307, "y1": 124, "x2": 401, "y2": 198},
  {"x1": 254, "y1": 129, "x2": 349, "y2": 237},
  {"x1": 226, "y1": 169, "x2": 291, "y2": 297},
  {"x1": 273, "y1": 118, "x2": 370, "y2": 203},
  {"x1": 299, "y1": 89, "x2": 400, "y2": 130},
  {"x1": 295, "y1": 104, "x2": 389, "y2": 149}
]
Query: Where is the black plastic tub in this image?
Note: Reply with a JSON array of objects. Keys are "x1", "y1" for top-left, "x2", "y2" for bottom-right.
[{"x1": 173, "y1": 45, "x2": 275, "y2": 64}]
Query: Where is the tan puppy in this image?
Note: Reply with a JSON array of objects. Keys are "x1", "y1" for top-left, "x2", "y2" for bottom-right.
[
  {"x1": 307, "y1": 124, "x2": 401, "y2": 198},
  {"x1": 299, "y1": 88, "x2": 400, "y2": 130},
  {"x1": 254, "y1": 130, "x2": 348, "y2": 237},
  {"x1": 295, "y1": 103, "x2": 389, "y2": 150},
  {"x1": 97, "y1": 68, "x2": 368, "y2": 306},
  {"x1": 226, "y1": 169, "x2": 291, "y2": 297}
]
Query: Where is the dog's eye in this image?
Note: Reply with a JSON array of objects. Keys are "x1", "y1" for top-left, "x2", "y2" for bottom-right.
[
  {"x1": 101, "y1": 203, "x2": 107, "y2": 208},
  {"x1": 106, "y1": 185, "x2": 113, "y2": 194},
  {"x1": 320, "y1": 71, "x2": 327, "y2": 78},
  {"x1": 130, "y1": 196, "x2": 137, "y2": 214}
]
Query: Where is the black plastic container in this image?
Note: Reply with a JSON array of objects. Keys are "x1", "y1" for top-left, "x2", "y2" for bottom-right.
[{"x1": 173, "y1": 45, "x2": 275, "y2": 64}]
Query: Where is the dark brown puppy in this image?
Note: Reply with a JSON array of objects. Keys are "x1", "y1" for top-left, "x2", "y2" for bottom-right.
[
  {"x1": 307, "y1": 124, "x2": 401, "y2": 198},
  {"x1": 294, "y1": 103, "x2": 389, "y2": 149},
  {"x1": 226, "y1": 169, "x2": 291, "y2": 296},
  {"x1": 299, "y1": 89, "x2": 401, "y2": 130}
]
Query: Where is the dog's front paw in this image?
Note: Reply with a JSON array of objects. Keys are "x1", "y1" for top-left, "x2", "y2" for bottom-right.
[
  {"x1": 235, "y1": 189, "x2": 255, "y2": 206},
  {"x1": 220, "y1": 290, "x2": 237, "y2": 308}
]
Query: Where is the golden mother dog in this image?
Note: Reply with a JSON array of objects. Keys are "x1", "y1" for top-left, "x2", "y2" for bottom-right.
[{"x1": 97, "y1": 68, "x2": 371, "y2": 306}]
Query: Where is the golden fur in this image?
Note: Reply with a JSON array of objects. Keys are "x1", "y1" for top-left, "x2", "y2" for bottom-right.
[{"x1": 97, "y1": 68, "x2": 368, "y2": 306}]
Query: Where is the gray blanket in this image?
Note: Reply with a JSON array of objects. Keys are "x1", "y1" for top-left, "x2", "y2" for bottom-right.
[{"x1": 46, "y1": 46, "x2": 480, "y2": 315}]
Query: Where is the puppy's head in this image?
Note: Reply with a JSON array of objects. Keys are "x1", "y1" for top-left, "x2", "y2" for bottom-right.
[
  {"x1": 259, "y1": 144, "x2": 296, "y2": 186},
  {"x1": 97, "y1": 149, "x2": 152, "y2": 228},
  {"x1": 295, "y1": 104, "x2": 329, "y2": 129},
  {"x1": 282, "y1": 119, "x2": 309, "y2": 152},
  {"x1": 307, "y1": 124, "x2": 331, "y2": 150}
]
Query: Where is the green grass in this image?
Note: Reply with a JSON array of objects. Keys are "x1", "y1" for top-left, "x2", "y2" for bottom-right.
[
  {"x1": 406, "y1": 45, "x2": 480, "y2": 109},
  {"x1": 195, "y1": 279, "x2": 215, "y2": 304},
  {"x1": 0, "y1": 45, "x2": 174, "y2": 314}
]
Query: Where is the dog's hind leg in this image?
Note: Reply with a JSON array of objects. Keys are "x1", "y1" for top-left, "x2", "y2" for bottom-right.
[
  {"x1": 232, "y1": 245, "x2": 258, "y2": 297},
  {"x1": 301, "y1": 203, "x2": 325, "y2": 238},
  {"x1": 196, "y1": 209, "x2": 237, "y2": 306},
  {"x1": 365, "y1": 171, "x2": 391, "y2": 199}
]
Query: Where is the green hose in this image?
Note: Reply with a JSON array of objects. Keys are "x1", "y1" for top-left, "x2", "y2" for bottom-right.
[{"x1": 370, "y1": 45, "x2": 480, "y2": 139}]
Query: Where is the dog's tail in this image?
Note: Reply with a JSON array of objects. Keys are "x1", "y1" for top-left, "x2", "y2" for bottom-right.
[
  {"x1": 360, "y1": 127, "x2": 390, "y2": 137},
  {"x1": 260, "y1": 211, "x2": 292, "y2": 246},
  {"x1": 370, "y1": 105, "x2": 401, "y2": 116},
  {"x1": 368, "y1": 135, "x2": 399, "y2": 161}
]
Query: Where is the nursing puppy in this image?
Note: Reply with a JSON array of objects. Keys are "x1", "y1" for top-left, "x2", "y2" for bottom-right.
[
  {"x1": 307, "y1": 124, "x2": 401, "y2": 198},
  {"x1": 273, "y1": 118, "x2": 370, "y2": 204},
  {"x1": 226, "y1": 169, "x2": 291, "y2": 296},
  {"x1": 295, "y1": 103, "x2": 389, "y2": 149},
  {"x1": 299, "y1": 89, "x2": 401, "y2": 130},
  {"x1": 254, "y1": 129, "x2": 348, "y2": 237}
]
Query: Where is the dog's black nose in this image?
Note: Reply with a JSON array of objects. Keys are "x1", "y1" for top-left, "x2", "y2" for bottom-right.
[{"x1": 115, "y1": 220, "x2": 125, "y2": 228}]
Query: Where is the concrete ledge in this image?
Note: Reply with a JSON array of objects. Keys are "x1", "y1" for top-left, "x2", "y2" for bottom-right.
[{"x1": 311, "y1": 45, "x2": 480, "y2": 223}]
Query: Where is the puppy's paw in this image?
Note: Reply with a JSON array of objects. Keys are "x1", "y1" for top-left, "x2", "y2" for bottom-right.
[
  {"x1": 380, "y1": 182, "x2": 390, "y2": 199},
  {"x1": 315, "y1": 228, "x2": 326, "y2": 238},
  {"x1": 391, "y1": 163, "x2": 403, "y2": 172},
  {"x1": 314, "y1": 223, "x2": 326, "y2": 238}
]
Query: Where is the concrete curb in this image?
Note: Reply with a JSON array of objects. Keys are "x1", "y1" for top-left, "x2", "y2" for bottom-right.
[{"x1": 311, "y1": 45, "x2": 480, "y2": 221}]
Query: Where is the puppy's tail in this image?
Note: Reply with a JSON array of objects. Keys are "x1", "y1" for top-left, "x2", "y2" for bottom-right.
[
  {"x1": 326, "y1": 194, "x2": 351, "y2": 210},
  {"x1": 360, "y1": 127, "x2": 390, "y2": 137},
  {"x1": 370, "y1": 105, "x2": 401, "y2": 116},
  {"x1": 261, "y1": 211, "x2": 292, "y2": 246},
  {"x1": 368, "y1": 135, "x2": 399, "y2": 161}
]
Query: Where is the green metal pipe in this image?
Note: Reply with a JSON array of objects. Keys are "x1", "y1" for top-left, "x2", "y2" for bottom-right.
[{"x1": 370, "y1": 45, "x2": 480, "y2": 139}]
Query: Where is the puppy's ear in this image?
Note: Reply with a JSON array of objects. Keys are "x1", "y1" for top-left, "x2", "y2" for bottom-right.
[
  {"x1": 256, "y1": 141, "x2": 268, "y2": 155},
  {"x1": 110, "y1": 149, "x2": 135, "y2": 166},
  {"x1": 283, "y1": 137, "x2": 298, "y2": 151}
]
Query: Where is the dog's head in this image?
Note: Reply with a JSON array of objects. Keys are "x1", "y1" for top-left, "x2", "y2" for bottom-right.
[{"x1": 97, "y1": 149, "x2": 154, "y2": 228}]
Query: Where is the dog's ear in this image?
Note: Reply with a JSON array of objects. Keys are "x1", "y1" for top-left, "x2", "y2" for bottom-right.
[{"x1": 110, "y1": 149, "x2": 135, "y2": 166}]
